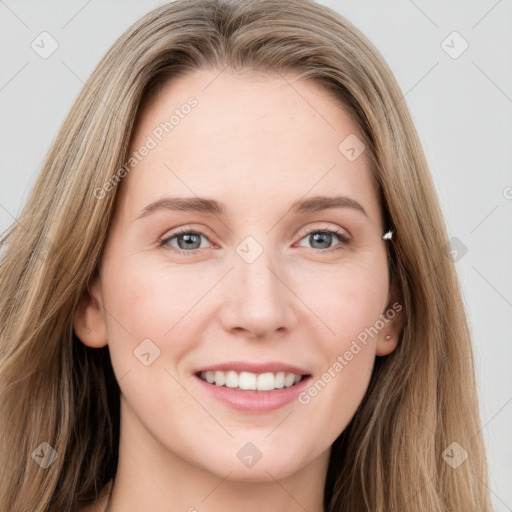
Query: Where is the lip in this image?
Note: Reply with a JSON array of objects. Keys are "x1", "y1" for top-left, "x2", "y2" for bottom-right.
[
  {"x1": 194, "y1": 373, "x2": 312, "y2": 413},
  {"x1": 194, "y1": 360, "x2": 310, "y2": 375}
]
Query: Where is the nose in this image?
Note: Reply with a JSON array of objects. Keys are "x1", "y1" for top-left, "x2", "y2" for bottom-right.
[{"x1": 218, "y1": 248, "x2": 298, "y2": 340}]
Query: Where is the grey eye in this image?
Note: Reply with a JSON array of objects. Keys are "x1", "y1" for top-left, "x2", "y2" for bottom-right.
[
  {"x1": 164, "y1": 231, "x2": 208, "y2": 251},
  {"x1": 296, "y1": 229, "x2": 347, "y2": 251}
]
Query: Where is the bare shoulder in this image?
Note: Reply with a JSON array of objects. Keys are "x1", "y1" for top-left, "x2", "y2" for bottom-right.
[{"x1": 78, "y1": 480, "x2": 113, "y2": 512}]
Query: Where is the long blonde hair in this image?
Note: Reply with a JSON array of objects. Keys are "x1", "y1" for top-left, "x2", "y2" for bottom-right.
[{"x1": 0, "y1": 1, "x2": 491, "y2": 510}]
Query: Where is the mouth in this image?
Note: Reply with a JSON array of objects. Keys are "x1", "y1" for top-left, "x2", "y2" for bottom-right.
[
  {"x1": 196, "y1": 369, "x2": 308, "y2": 391},
  {"x1": 193, "y1": 362, "x2": 312, "y2": 412}
]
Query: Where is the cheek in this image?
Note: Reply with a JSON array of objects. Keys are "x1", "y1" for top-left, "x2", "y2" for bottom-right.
[
  {"x1": 293, "y1": 260, "x2": 388, "y2": 430},
  {"x1": 297, "y1": 257, "x2": 389, "y2": 343},
  {"x1": 94, "y1": 262, "x2": 174, "y2": 411},
  {"x1": 102, "y1": 257, "x2": 206, "y2": 349},
  {"x1": 99, "y1": 260, "x2": 217, "y2": 447}
]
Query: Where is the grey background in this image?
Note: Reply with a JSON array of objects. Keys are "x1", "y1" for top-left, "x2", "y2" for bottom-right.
[{"x1": 1, "y1": 0, "x2": 511, "y2": 509}]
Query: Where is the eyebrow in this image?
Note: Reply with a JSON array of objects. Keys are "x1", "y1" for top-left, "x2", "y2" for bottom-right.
[{"x1": 135, "y1": 194, "x2": 367, "y2": 220}]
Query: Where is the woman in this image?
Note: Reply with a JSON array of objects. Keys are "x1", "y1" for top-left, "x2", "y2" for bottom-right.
[{"x1": 0, "y1": 0, "x2": 492, "y2": 510}]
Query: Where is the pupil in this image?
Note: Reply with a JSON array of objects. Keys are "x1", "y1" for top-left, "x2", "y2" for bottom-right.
[
  {"x1": 311, "y1": 232, "x2": 331, "y2": 249},
  {"x1": 179, "y1": 233, "x2": 200, "y2": 250}
]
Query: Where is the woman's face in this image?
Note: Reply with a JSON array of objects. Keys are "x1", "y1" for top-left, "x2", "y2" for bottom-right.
[{"x1": 77, "y1": 68, "x2": 401, "y2": 483}]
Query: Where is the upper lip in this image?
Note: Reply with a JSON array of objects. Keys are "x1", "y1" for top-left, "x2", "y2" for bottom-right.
[{"x1": 194, "y1": 361, "x2": 310, "y2": 376}]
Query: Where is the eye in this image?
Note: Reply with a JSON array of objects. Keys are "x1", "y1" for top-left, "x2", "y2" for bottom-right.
[
  {"x1": 159, "y1": 225, "x2": 350, "y2": 256},
  {"x1": 159, "y1": 228, "x2": 212, "y2": 255},
  {"x1": 295, "y1": 227, "x2": 350, "y2": 252}
]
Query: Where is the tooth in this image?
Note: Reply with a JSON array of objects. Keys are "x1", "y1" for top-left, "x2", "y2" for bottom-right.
[
  {"x1": 284, "y1": 373, "x2": 295, "y2": 387},
  {"x1": 203, "y1": 370, "x2": 303, "y2": 389},
  {"x1": 239, "y1": 371, "x2": 257, "y2": 390},
  {"x1": 225, "y1": 370, "x2": 238, "y2": 388},
  {"x1": 256, "y1": 372, "x2": 275, "y2": 391},
  {"x1": 274, "y1": 371, "x2": 285, "y2": 389},
  {"x1": 214, "y1": 370, "x2": 226, "y2": 386}
]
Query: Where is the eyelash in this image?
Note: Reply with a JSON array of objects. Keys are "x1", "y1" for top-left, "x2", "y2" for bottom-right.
[{"x1": 158, "y1": 225, "x2": 350, "y2": 256}]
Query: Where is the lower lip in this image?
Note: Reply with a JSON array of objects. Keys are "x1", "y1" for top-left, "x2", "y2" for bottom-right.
[{"x1": 194, "y1": 375, "x2": 311, "y2": 412}]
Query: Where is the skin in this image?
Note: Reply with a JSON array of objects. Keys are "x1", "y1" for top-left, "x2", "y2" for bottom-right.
[{"x1": 75, "y1": 68, "x2": 403, "y2": 512}]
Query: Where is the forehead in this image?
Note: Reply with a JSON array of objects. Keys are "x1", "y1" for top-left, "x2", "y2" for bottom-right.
[{"x1": 116, "y1": 68, "x2": 380, "y2": 224}]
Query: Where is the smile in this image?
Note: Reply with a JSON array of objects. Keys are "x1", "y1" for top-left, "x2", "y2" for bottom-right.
[
  {"x1": 198, "y1": 370, "x2": 304, "y2": 391},
  {"x1": 193, "y1": 362, "x2": 312, "y2": 412}
]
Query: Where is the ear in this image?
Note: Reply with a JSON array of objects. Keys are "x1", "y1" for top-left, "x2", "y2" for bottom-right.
[
  {"x1": 73, "y1": 276, "x2": 108, "y2": 348},
  {"x1": 375, "y1": 274, "x2": 405, "y2": 356}
]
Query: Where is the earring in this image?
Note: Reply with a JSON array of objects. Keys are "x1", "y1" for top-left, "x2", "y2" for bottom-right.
[
  {"x1": 382, "y1": 230, "x2": 393, "y2": 240},
  {"x1": 385, "y1": 335, "x2": 391, "y2": 340}
]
